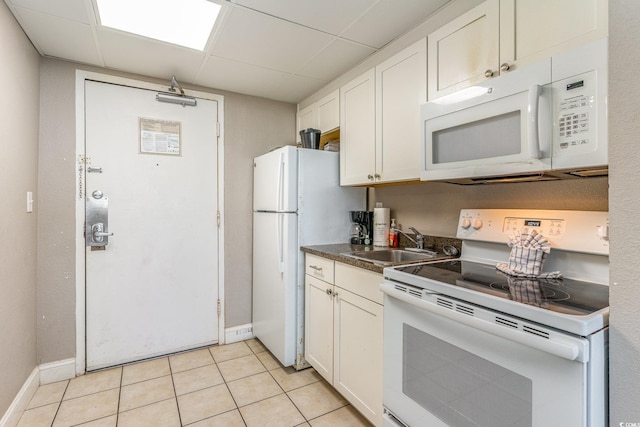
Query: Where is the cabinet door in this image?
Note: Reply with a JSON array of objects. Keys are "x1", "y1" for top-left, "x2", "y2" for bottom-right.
[
  {"x1": 427, "y1": 0, "x2": 499, "y2": 100},
  {"x1": 376, "y1": 39, "x2": 426, "y2": 183},
  {"x1": 304, "y1": 275, "x2": 334, "y2": 383},
  {"x1": 296, "y1": 103, "x2": 317, "y2": 143},
  {"x1": 333, "y1": 287, "x2": 383, "y2": 426},
  {"x1": 340, "y1": 69, "x2": 376, "y2": 186},
  {"x1": 499, "y1": 0, "x2": 608, "y2": 72},
  {"x1": 317, "y1": 90, "x2": 339, "y2": 133}
]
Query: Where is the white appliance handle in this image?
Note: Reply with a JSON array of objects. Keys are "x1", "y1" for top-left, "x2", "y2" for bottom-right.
[
  {"x1": 527, "y1": 84, "x2": 542, "y2": 159},
  {"x1": 276, "y1": 152, "x2": 285, "y2": 211},
  {"x1": 381, "y1": 283, "x2": 583, "y2": 362},
  {"x1": 277, "y1": 213, "x2": 284, "y2": 273}
]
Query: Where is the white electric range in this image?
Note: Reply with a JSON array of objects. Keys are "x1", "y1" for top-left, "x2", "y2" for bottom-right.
[{"x1": 381, "y1": 209, "x2": 609, "y2": 427}]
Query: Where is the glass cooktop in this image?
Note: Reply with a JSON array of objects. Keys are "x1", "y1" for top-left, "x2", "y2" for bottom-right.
[{"x1": 394, "y1": 260, "x2": 609, "y2": 316}]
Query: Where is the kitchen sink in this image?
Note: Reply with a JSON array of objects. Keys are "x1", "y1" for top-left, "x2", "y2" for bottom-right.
[{"x1": 341, "y1": 248, "x2": 438, "y2": 266}]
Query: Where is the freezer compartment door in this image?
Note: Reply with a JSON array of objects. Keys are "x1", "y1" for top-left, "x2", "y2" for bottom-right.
[
  {"x1": 253, "y1": 146, "x2": 298, "y2": 212},
  {"x1": 252, "y1": 211, "x2": 298, "y2": 366}
]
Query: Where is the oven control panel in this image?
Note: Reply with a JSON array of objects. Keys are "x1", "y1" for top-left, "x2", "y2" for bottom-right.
[{"x1": 457, "y1": 209, "x2": 609, "y2": 255}]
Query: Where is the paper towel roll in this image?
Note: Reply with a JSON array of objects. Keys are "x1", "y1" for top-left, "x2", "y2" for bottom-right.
[{"x1": 373, "y1": 207, "x2": 390, "y2": 247}]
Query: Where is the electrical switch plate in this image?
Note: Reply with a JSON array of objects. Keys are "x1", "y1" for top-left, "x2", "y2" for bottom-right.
[{"x1": 26, "y1": 191, "x2": 33, "y2": 213}]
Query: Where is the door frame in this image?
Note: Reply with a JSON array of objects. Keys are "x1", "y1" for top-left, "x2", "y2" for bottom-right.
[{"x1": 74, "y1": 71, "x2": 226, "y2": 375}]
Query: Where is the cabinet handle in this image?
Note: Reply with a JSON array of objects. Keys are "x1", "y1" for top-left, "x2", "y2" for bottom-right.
[
  {"x1": 309, "y1": 265, "x2": 323, "y2": 272},
  {"x1": 367, "y1": 174, "x2": 374, "y2": 180},
  {"x1": 333, "y1": 291, "x2": 339, "y2": 298},
  {"x1": 326, "y1": 288, "x2": 333, "y2": 296},
  {"x1": 500, "y1": 63, "x2": 511, "y2": 72},
  {"x1": 374, "y1": 173, "x2": 380, "y2": 179},
  {"x1": 484, "y1": 69, "x2": 494, "y2": 78}
]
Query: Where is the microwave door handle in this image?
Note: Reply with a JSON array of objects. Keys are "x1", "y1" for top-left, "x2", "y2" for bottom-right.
[{"x1": 527, "y1": 84, "x2": 542, "y2": 159}]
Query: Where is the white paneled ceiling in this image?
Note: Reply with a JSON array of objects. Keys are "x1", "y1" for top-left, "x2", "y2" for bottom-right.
[{"x1": 4, "y1": 0, "x2": 449, "y2": 103}]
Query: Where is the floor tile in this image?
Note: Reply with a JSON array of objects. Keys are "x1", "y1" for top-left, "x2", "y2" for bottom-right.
[
  {"x1": 269, "y1": 366, "x2": 322, "y2": 392},
  {"x1": 287, "y1": 381, "x2": 348, "y2": 420},
  {"x1": 63, "y1": 367, "x2": 121, "y2": 400},
  {"x1": 118, "y1": 398, "x2": 180, "y2": 427},
  {"x1": 209, "y1": 342, "x2": 252, "y2": 363},
  {"x1": 240, "y1": 394, "x2": 305, "y2": 427},
  {"x1": 217, "y1": 354, "x2": 266, "y2": 382},
  {"x1": 169, "y1": 348, "x2": 215, "y2": 373},
  {"x1": 186, "y1": 409, "x2": 245, "y2": 427},
  {"x1": 245, "y1": 338, "x2": 267, "y2": 354},
  {"x1": 122, "y1": 357, "x2": 171, "y2": 385},
  {"x1": 227, "y1": 371, "x2": 283, "y2": 407},
  {"x1": 27, "y1": 380, "x2": 68, "y2": 409},
  {"x1": 119, "y1": 374, "x2": 175, "y2": 412},
  {"x1": 75, "y1": 415, "x2": 117, "y2": 426},
  {"x1": 16, "y1": 402, "x2": 58, "y2": 427},
  {"x1": 255, "y1": 350, "x2": 283, "y2": 371},
  {"x1": 309, "y1": 406, "x2": 372, "y2": 426},
  {"x1": 53, "y1": 388, "x2": 119, "y2": 427},
  {"x1": 177, "y1": 384, "x2": 237, "y2": 425},
  {"x1": 173, "y1": 364, "x2": 224, "y2": 396}
]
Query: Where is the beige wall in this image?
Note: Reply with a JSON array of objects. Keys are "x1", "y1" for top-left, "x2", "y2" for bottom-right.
[
  {"x1": 373, "y1": 178, "x2": 608, "y2": 237},
  {"x1": 0, "y1": 1, "x2": 40, "y2": 416},
  {"x1": 37, "y1": 59, "x2": 295, "y2": 363},
  {"x1": 609, "y1": 1, "x2": 640, "y2": 423}
]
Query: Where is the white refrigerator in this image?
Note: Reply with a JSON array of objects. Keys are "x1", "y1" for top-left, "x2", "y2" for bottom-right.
[{"x1": 252, "y1": 146, "x2": 365, "y2": 368}]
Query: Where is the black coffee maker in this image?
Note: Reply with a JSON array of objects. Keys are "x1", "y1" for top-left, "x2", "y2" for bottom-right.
[{"x1": 350, "y1": 211, "x2": 373, "y2": 245}]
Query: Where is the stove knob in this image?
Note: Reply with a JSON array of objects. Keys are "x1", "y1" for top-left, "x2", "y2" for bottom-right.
[
  {"x1": 472, "y1": 219, "x2": 483, "y2": 230},
  {"x1": 461, "y1": 218, "x2": 472, "y2": 229}
]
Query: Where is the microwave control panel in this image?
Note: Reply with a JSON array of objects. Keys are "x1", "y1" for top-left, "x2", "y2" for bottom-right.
[{"x1": 554, "y1": 70, "x2": 598, "y2": 155}]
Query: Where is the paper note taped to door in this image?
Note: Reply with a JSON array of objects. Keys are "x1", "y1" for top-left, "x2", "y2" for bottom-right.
[{"x1": 139, "y1": 118, "x2": 181, "y2": 155}]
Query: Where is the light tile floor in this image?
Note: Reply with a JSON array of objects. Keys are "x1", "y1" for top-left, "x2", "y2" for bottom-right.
[{"x1": 17, "y1": 339, "x2": 373, "y2": 427}]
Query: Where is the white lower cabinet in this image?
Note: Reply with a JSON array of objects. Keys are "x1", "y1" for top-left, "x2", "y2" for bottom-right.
[{"x1": 305, "y1": 255, "x2": 383, "y2": 426}]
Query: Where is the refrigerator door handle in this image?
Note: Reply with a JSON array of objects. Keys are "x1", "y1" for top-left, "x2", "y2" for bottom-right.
[
  {"x1": 276, "y1": 152, "x2": 285, "y2": 211},
  {"x1": 277, "y1": 213, "x2": 284, "y2": 273}
]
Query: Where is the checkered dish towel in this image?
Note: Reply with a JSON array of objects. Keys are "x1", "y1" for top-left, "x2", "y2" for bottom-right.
[{"x1": 496, "y1": 229, "x2": 562, "y2": 279}]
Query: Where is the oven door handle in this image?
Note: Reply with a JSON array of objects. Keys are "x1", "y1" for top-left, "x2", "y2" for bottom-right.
[{"x1": 382, "y1": 283, "x2": 586, "y2": 362}]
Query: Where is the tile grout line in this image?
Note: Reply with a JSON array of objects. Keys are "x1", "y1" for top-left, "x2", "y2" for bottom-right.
[
  {"x1": 50, "y1": 379, "x2": 70, "y2": 426},
  {"x1": 208, "y1": 345, "x2": 249, "y2": 427},
  {"x1": 166, "y1": 356, "x2": 185, "y2": 427},
  {"x1": 115, "y1": 367, "x2": 123, "y2": 426}
]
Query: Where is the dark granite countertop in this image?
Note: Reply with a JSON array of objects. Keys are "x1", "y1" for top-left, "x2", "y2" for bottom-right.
[{"x1": 301, "y1": 236, "x2": 462, "y2": 275}]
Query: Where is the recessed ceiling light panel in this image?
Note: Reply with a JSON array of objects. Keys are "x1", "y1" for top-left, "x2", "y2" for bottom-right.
[{"x1": 96, "y1": 0, "x2": 221, "y2": 51}]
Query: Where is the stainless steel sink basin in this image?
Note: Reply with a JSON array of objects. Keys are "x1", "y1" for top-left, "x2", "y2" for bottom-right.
[{"x1": 341, "y1": 248, "x2": 438, "y2": 266}]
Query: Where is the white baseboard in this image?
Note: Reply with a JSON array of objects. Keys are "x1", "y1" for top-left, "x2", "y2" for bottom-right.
[
  {"x1": 39, "y1": 358, "x2": 76, "y2": 385},
  {"x1": 0, "y1": 367, "x2": 39, "y2": 427},
  {"x1": 224, "y1": 324, "x2": 254, "y2": 344}
]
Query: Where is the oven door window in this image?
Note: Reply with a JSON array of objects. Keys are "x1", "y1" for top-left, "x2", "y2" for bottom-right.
[{"x1": 403, "y1": 323, "x2": 532, "y2": 426}]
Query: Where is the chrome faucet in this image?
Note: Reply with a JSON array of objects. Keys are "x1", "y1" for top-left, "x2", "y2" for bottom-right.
[{"x1": 392, "y1": 226, "x2": 424, "y2": 249}]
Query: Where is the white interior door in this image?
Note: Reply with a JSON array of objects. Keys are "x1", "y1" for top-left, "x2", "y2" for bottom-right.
[{"x1": 85, "y1": 80, "x2": 219, "y2": 371}]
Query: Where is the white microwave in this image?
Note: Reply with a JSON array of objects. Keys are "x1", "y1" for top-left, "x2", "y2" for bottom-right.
[{"x1": 421, "y1": 38, "x2": 608, "y2": 184}]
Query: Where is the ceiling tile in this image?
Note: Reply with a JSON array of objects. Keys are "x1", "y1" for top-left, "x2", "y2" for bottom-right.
[
  {"x1": 13, "y1": 6, "x2": 102, "y2": 65},
  {"x1": 271, "y1": 74, "x2": 329, "y2": 103},
  {"x1": 231, "y1": 0, "x2": 375, "y2": 36},
  {"x1": 341, "y1": 0, "x2": 449, "y2": 48},
  {"x1": 8, "y1": 0, "x2": 92, "y2": 24},
  {"x1": 209, "y1": 5, "x2": 334, "y2": 74},
  {"x1": 98, "y1": 29, "x2": 206, "y2": 84},
  {"x1": 296, "y1": 38, "x2": 376, "y2": 81}
]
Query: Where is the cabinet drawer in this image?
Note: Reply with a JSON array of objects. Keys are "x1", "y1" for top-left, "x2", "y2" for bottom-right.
[
  {"x1": 335, "y1": 262, "x2": 384, "y2": 305},
  {"x1": 305, "y1": 254, "x2": 334, "y2": 284}
]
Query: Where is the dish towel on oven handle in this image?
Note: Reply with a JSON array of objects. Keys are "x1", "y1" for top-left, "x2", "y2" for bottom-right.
[{"x1": 496, "y1": 229, "x2": 562, "y2": 279}]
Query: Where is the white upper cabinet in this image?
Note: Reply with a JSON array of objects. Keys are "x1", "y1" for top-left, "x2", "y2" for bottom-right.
[
  {"x1": 317, "y1": 90, "x2": 340, "y2": 133},
  {"x1": 500, "y1": 0, "x2": 608, "y2": 71},
  {"x1": 340, "y1": 39, "x2": 426, "y2": 186},
  {"x1": 340, "y1": 69, "x2": 376, "y2": 186},
  {"x1": 375, "y1": 39, "x2": 427, "y2": 183},
  {"x1": 428, "y1": 0, "x2": 608, "y2": 100},
  {"x1": 296, "y1": 89, "x2": 340, "y2": 143},
  {"x1": 428, "y1": 1, "x2": 499, "y2": 100}
]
